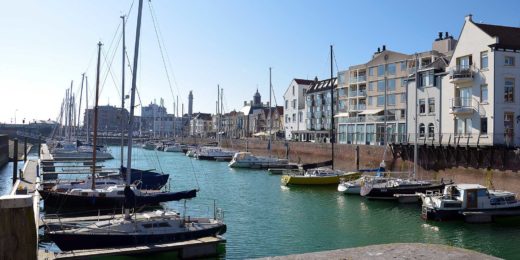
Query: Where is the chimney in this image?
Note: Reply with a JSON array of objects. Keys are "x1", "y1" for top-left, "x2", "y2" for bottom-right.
[
  {"x1": 465, "y1": 14, "x2": 473, "y2": 22},
  {"x1": 377, "y1": 47, "x2": 381, "y2": 53},
  {"x1": 438, "y1": 32, "x2": 443, "y2": 40},
  {"x1": 382, "y1": 45, "x2": 386, "y2": 51},
  {"x1": 445, "y1": 32, "x2": 449, "y2": 39},
  {"x1": 314, "y1": 76, "x2": 318, "y2": 83}
]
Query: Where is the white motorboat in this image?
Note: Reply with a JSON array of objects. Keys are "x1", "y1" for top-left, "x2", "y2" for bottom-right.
[
  {"x1": 228, "y1": 152, "x2": 288, "y2": 169},
  {"x1": 338, "y1": 175, "x2": 391, "y2": 195},
  {"x1": 196, "y1": 147, "x2": 235, "y2": 161},
  {"x1": 164, "y1": 143, "x2": 183, "y2": 152},
  {"x1": 421, "y1": 183, "x2": 520, "y2": 221}
]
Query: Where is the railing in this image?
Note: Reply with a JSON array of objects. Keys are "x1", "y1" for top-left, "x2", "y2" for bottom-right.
[
  {"x1": 349, "y1": 75, "x2": 366, "y2": 84},
  {"x1": 348, "y1": 104, "x2": 366, "y2": 111},
  {"x1": 450, "y1": 97, "x2": 473, "y2": 114},
  {"x1": 348, "y1": 90, "x2": 367, "y2": 97},
  {"x1": 449, "y1": 65, "x2": 474, "y2": 81}
]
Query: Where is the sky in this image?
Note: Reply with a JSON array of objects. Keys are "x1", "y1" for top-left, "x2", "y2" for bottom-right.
[{"x1": 1, "y1": 0, "x2": 519, "y2": 124}]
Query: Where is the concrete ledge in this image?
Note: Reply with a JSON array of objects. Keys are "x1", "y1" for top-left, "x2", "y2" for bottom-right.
[
  {"x1": 259, "y1": 243, "x2": 500, "y2": 260},
  {"x1": 0, "y1": 195, "x2": 33, "y2": 208}
]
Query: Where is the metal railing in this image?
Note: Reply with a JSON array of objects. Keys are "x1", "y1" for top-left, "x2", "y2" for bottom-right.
[
  {"x1": 449, "y1": 65, "x2": 474, "y2": 80},
  {"x1": 349, "y1": 75, "x2": 366, "y2": 84}
]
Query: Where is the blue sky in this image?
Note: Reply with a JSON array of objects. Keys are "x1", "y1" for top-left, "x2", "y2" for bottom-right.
[{"x1": 1, "y1": 0, "x2": 518, "y2": 124}]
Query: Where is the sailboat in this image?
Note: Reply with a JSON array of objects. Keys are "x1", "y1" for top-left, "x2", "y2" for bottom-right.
[
  {"x1": 281, "y1": 46, "x2": 360, "y2": 186},
  {"x1": 45, "y1": 1, "x2": 226, "y2": 250}
]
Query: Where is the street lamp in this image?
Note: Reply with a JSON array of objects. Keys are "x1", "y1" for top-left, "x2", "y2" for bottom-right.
[{"x1": 14, "y1": 109, "x2": 18, "y2": 124}]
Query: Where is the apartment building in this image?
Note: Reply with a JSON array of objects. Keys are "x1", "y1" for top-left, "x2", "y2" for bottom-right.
[
  {"x1": 406, "y1": 34, "x2": 457, "y2": 143},
  {"x1": 441, "y1": 15, "x2": 520, "y2": 147},
  {"x1": 336, "y1": 46, "x2": 410, "y2": 145},
  {"x1": 282, "y1": 78, "x2": 314, "y2": 140},
  {"x1": 304, "y1": 77, "x2": 337, "y2": 142}
]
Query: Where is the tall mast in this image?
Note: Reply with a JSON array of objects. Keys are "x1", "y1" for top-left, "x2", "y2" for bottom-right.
[
  {"x1": 78, "y1": 73, "x2": 85, "y2": 139},
  {"x1": 217, "y1": 84, "x2": 220, "y2": 143},
  {"x1": 330, "y1": 45, "x2": 335, "y2": 170},
  {"x1": 413, "y1": 54, "x2": 419, "y2": 178},
  {"x1": 92, "y1": 41, "x2": 103, "y2": 190},
  {"x1": 125, "y1": 0, "x2": 144, "y2": 219},
  {"x1": 68, "y1": 81, "x2": 74, "y2": 141},
  {"x1": 85, "y1": 76, "x2": 90, "y2": 144},
  {"x1": 120, "y1": 15, "x2": 126, "y2": 168},
  {"x1": 269, "y1": 67, "x2": 272, "y2": 152},
  {"x1": 221, "y1": 88, "x2": 224, "y2": 136}
]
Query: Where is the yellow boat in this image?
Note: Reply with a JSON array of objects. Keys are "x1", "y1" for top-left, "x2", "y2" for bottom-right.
[{"x1": 281, "y1": 168, "x2": 361, "y2": 186}]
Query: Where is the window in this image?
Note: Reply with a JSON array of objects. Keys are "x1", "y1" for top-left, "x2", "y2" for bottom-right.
[
  {"x1": 505, "y1": 56, "x2": 515, "y2": 66},
  {"x1": 388, "y1": 79, "x2": 396, "y2": 91},
  {"x1": 480, "y1": 84, "x2": 488, "y2": 103},
  {"x1": 356, "y1": 125, "x2": 365, "y2": 143},
  {"x1": 303, "y1": 89, "x2": 307, "y2": 95},
  {"x1": 505, "y1": 78, "x2": 515, "y2": 102},
  {"x1": 419, "y1": 123, "x2": 425, "y2": 137},
  {"x1": 368, "y1": 96, "x2": 373, "y2": 106},
  {"x1": 292, "y1": 86, "x2": 295, "y2": 95},
  {"x1": 377, "y1": 80, "x2": 385, "y2": 92},
  {"x1": 388, "y1": 94, "x2": 396, "y2": 106},
  {"x1": 377, "y1": 65, "x2": 384, "y2": 77},
  {"x1": 400, "y1": 109, "x2": 405, "y2": 119},
  {"x1": 480, "y1": 51, "x2": 488, "y2": 69},
  {"x1": 292, "y1": 113, "x2": 296, "y2": 122},
  {"x1": 368, "y1": 81, "x2": 375, "y2": 91},
  {"x1": 400, "y1": 93, "x2": 406, "y2": 103},
  {"x1": 455, "y1": 118, "x2": 464, "y2": 135},
  {"x1": 285, "y1": 100, "x2": 288, "y2": 109},
  {"x1": 387, "y1": 63, "x2": 396, "y2": 75},
  {"x1": 428, "y1": 123, "x2": 434, "y2": 138},
  {"x1": 377, "y1": 96, "x2": 385, "y2": 107},
  {"x1": 419, "y1": 99, "x2": 425, "y2": 114},
  {"x1": 456, "y1": 55, "x2": 472, "y2": 69},
  {"x1": 420, "y1": 71, "x2": 434, "y2": 87},
  {"x1": 400, "y1": 78, "x2": 406, "y2": 87},
  {"x1": 480, "y1": 117, "x2": 487, "y2": 135},
  {"x1": 369, "y1": 67, "x2": 375, "y2": 76},
  {"x1": 400, "y1": 61, "x2": 406, "y2": 71},
  {"x1": 292, "y1": 99, "x2": 296, "y2": 109},
  {"x1": 428, "y1": 98, "x2": 435, "y2": 114},
  {"x1": 505, "y1": 112, "x2": 514, "y2": 140},
  {"x1": 465, "y1": 118, "x2": 472, "y2": 134}
]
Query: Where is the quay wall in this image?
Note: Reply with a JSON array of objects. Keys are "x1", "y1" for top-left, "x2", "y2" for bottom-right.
[
  {"x1": 0, "y1": 135, "x2": 8, "y2": 167},
  {"x1": 0, "y1": 195, "x2": 37, "y2": 260},
  {"x1": 183, "y1": 138, "x2": 520, "y2": 194}
]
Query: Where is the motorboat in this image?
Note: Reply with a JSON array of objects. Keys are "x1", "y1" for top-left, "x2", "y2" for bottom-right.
[
  {"x1": 228, "y1": 152, "x2": 288, "y2": 169},
  {"x1": 164, "y1": 143, "x2": 183, "y2": 152},
  {"x1": 197, "y1": 147, "x2": 236, "y2": 161},
  {"x1": 338, "y1": 175, "x2": 391, "y2": 195},
  {"x1": 421, "y1": 183, "x2": 520, "y2": 221},
  {"x1": 360, "y1": 178, "x2": 448, "y2": 200},
  {"x1": 51, "y1": 141, "x2": 114, "y2": 161},
  {"x1": 281, "y1": 168, "x2": 361, "y2": 186}
]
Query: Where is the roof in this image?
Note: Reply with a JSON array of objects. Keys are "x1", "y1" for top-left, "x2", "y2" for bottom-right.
[
  {"x1": 452, "y1": 184, "x2": 487, "y2": 190},
  {"x1": 294, "y1": 79, "x2": 314, "y2": 85},
  {"x1": 306, "y1": 77, "x2": 337, "y2": 94},
  {"x1": 474, "y1": 22, "x2": 520, "y2": 50}
]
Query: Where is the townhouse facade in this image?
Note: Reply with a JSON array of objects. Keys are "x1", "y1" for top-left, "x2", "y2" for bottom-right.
[
  {"x1": 440, "y1": 15, "x2": 520, "y2": 147},
  {"x1": 283, "y1": 79, "x2": 314, "y2": 140},
  {"x1": 303, "y1": 77, "x2": 337, "y2": 142}
]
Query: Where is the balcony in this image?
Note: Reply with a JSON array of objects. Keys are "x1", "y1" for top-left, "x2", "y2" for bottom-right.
[
  {"x1": 348, "y1": 89, "x2": 367, "y2": 98},
  {"x1": 348, "y1": 104, "x2": 366, "y2": 111},
  {"x1": 449, "y1": 65, "x2": 474, "y2": 84},
  {"x1": 450, "y1": 97, "x2": 474, "y2": 115},
  {"x1": 349, "y1": 75, "x2": 367, "y2": 84}
]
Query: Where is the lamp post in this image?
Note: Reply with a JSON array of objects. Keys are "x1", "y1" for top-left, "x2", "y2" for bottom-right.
[{"x1": 14, "y1": 109, "x2": 18, "y2": 124}]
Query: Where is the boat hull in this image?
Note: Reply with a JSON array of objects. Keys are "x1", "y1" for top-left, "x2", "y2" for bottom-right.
[
  {"x1": 282, "y1": 172, "x2": 361, "y2": 186},
  {"x1": 363, "y1": 183, "x2": 446, "y2": 200},
  {"x1": 197, "y1": 155, "x2": 233, "y2": 162},
  {"x1": 48, "y1": 223, "x2": 227, "y2": 251}
]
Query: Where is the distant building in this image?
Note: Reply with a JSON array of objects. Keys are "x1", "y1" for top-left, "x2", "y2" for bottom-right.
[
  {"x1": 283, "y1": 78, "x2": 314, "y2": 141},
  {"x1": 190, "y1": 112, "x2": 213, "y2": 137},
  {"x1": 303, "y1": 77, "x2": 337, "y2": 142},
  {"x1": 83, "y1": 105, "x2": 129, "y2": 133}
]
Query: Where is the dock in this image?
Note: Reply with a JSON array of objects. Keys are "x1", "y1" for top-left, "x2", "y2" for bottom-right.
[{"x1": 38, "y1": 236, "x2": 225, "y2": 259}]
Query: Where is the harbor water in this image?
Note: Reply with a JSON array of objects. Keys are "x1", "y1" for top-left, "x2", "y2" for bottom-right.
[{"x1": 1, "y1": 146, "x2": 519, "y2": 259}]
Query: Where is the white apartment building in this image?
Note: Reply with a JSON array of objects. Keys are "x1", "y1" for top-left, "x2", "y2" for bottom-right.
[
  {"x1": 441, "y1": 15, "x2": 520, "y2": 147},
  {"x1": 282, "y1": 79, "x2": 314, "y2": 140}
]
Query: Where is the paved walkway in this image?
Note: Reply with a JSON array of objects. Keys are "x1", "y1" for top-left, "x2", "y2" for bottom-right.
[{"x1": 259, "y1": 243, "x2": 500, "y2": 260}]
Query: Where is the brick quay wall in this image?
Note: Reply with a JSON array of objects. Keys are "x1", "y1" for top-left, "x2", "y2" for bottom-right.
[{"x1": 184, "y1": 137, "x2": 520, "y2": 194}]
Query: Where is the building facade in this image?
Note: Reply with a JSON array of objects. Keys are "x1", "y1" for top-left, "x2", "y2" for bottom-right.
[
  {"x1": 283, "y1": 79, "x2": 314, "y2": 140},
  {"x1": 303, "y1": 77, "x2": 337, "y2": 142}
]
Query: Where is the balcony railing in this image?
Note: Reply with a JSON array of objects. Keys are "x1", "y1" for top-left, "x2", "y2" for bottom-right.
[
  {"x1": 349, "y1": 75, "x2": 367, "y2": 84},
  {"x1": 450, "y1": 97, "x2": 474, "y2": 115},
  {"x1": 449, "y1": 65, "x2": 474, "y2": 83},
  {"x1": 348, "y1": 104, "x2": 366, "y2": 111},
  {"x1": 348, "y1": 89, "x2": 367, "y2": 98}
]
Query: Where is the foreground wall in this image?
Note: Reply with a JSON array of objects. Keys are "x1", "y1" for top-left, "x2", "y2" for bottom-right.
[{"x1": 0, "y1": 135, "x2": 8, "y2": 167}]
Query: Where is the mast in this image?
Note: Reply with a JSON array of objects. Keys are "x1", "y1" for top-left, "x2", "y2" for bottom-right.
[
  {"x1": 120, "y1": 15, "x2": 126, "y2": 168},
  {"x1": 85, "y1": 76, "x2": 90, "y2": 144},
  {"x1": 78, "y1": 73, "x2": 85, "y2": 139},
  {"x1": 330, "y1": 45, "x2": 335, "y2": 170},
  {"x1": 413, "y1": 54, "x2": 419, "y2": 178},
  {"x1": 92, "y1": 41, "x2": 103, "y2": 190},
  {"x1": 269, "y1": 67, "x2": 272, "y2": 153},
  {"x1": 68, "y1": 81, "x2": 73, "y2": 142},
  {"x1": 126, "y1": 0, "x2": 144, "y2": 219},
  {"x1": 217, "y1": 84, "x2": 220, "y2": 143}
]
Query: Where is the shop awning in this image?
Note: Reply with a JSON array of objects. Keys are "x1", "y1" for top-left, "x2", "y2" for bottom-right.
[{"x1": 359, "y1": 109, "x2": 383, "y2": 115}]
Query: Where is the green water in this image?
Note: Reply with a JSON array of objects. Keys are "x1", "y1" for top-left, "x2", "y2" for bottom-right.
[{"x1": 3, "y1": 147, "x2": 519, "y2": 259}]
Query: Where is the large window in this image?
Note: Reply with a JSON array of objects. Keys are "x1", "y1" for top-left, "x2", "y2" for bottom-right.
[
  {"x1": 456, "y1": 55, "x2": 472, "y2": 69},
  {"x1": 368, "y1": 81, "x2": 375, "y2": 91},
  {"x1": 377, "y1": 96, "x2": 385, "y2": 107},
  {"x1": 369, "y1": 67, "x2": 375, "y2": 76},
  {"x1": 292, "y1": 99, "x2": 297, "y2": 109},
  {"x1": 368, "y1": 96, "x2": 373, "y2": 106},
  {"x1": 388, "y1": 94, "x2": 396, "y2": 106},
  {"x1": 428, "y1": 98, "x2": 435, "y2": 114},
  {"x1": 356, "y1": 125, "x2": 365, "y2": 143},
  {"x1": 285, "y1": 100, "x2": 288, "y2": 109},
  {"x1": 505, "y1": 56, "x2": 515, "y2": 66},
  {"x1": 400, "y1": 61, "x2": 406, "y2": 71},
  {"x1": 505, "y1": 112, "x2": 514, "y2": 140},
  {"x1": 480, "y1": 84, "x2": 488, "y2": 103},
  {"x1": 377, "y1": 65, "x2": 384, "y2": 77},
  {"x1": 400, "y1": 93, "x2": 406, "y2": 103},
  {"x1": 377, "y1": 80, "x2": 385, "y2": 92},
  {"x1": 428, "y1": 123, "x2": 434, "y2": 138},
  {"x1": 480, "y1": 117, "x2": 487, "y2": 135},
  {"x1": 419, "y1": 123, "x2": 425, "y2": 137},
  {"x1": 419, "y1": 99, "x2": 425, "y2": 114},
  {"x1": 387, "y1": 63, "x2": 396, "y2": 75},
  {"x1": 298, "y1": 112, "x2": 303, "y2": 122},
  {"x1": 366, "y1": 124, "x2": 375, "y2": 144},
  {"x1": 388, "y1": 79, "x2": 396, "y2": 91},
  {"x1": 420, "y1": 71, "x2": 434, "y2": 87},
  {"x1": 505, "y1": 78, "x2": 515, "y2": 102},
  {"x1": 480, "y1": 51, "x2": 488, "y2": 69}
]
